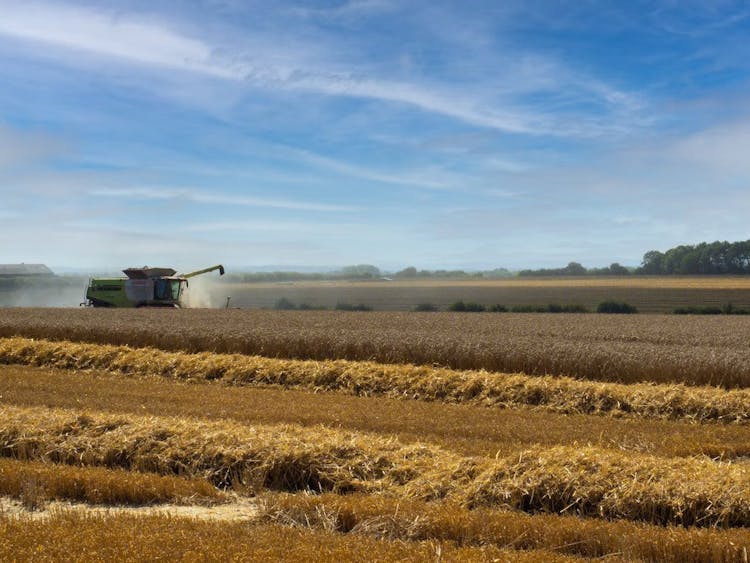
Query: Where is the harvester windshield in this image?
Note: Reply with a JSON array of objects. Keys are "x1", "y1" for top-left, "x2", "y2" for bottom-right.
[{"x1": 154, "y1": 279, "x2": 182, "y2": 301}]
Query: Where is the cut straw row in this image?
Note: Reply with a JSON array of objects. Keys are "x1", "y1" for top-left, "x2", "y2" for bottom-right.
[
  {"x1": 0, "y1": 458, "x2": 221, "y2": 506},
  {"x1": 259, "y1": 493, "x2": 750, "y2": 563},
  {"x1": 1, "y1": 336, "x2": 749, "y2": 423},
  {"x1": 1, "y1": 404, "x2": 749, "y2": 528}
]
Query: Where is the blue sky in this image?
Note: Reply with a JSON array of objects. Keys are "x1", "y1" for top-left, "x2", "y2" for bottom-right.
[{"x1": 1, "y1": 0, "x2": 749, "y2": 271}]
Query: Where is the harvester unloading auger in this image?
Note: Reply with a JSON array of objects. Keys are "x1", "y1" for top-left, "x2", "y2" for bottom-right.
[{"x1": 83, "y1": 265, "x2": 225, "y2": 308}]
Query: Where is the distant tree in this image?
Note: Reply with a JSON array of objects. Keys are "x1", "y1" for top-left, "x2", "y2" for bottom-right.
[
  {"x1": 607, "y1": 262, "x2": 630, "y2": 275},
  {"x1": 564, "y1": 262, "x2": 587, "y2": 275},
  {"x1": 519, "y1": 261, "x2": 588, "y2": 277},
  {"x1": 395, "y1": 266, "x2": 418, "y2": 278},
  {"x1": 638, "y1": 240, "x2": 750, "y2": 275},
  {"x1": 679, "y1": 252, "x2": 701, "y2": 275},
  {"x1": 640, "y1": 250, "x2": 665, "y2": 275}
]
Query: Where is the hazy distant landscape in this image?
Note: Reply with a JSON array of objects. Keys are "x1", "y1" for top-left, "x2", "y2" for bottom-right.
[{"x1": 5, "y1": 272, "x2": 750, "y2": 314}]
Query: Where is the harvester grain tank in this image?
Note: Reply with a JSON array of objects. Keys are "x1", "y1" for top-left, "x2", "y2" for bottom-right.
[{"x1": 84, "y1": 265, "x2": 225, "y2": 308}]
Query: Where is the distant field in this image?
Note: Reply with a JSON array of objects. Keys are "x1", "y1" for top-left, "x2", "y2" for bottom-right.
[{"x1": 212, "y1": 276, "x2": 750, "y2": 313}]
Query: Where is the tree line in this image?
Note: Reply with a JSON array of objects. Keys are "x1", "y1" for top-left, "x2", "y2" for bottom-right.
[
  {"x1": 639, "y1": 240, "x2": 750, "y2": 275},
  {"x1": 518, "y1": 262, "x2": 630, "y2": 277},
  {"x1": 518, "y1": 240, "x2": 750, "y2": 276}
]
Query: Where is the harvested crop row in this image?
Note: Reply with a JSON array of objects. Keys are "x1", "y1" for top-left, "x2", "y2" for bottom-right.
[
  {"x1": 6, "y1": 364, "x2": 750, "y2": 460},
  {"x1": 0, "y1": 458, "x2": 221, "y2": 507},
  {"x1": 0, "y1": 513, "x2": 577, "y2": 563},
  {"x1": 3, "y1": 336, "x2": 750, "y2": 424},
  {"x1": 3, "y1": 308, "x2": 750, "y2": 387},
  {"x1": 260, "y1": 493, "x2": 750, "y2": 563},
  {"x1": 1, "y1": 404, "x2": 749, "y2": 528}
]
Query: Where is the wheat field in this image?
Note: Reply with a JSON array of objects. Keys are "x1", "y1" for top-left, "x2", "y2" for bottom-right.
[
  {"x1": 1, "y1": 309, "x2": 749, "y2": 559},
  {"x1": 3, "y1": 308, "x2": 750, "y2": 386}
]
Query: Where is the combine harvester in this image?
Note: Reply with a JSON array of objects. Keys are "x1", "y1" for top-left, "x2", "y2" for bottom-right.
[{"x1": 83, "y1": 265, "x2": 224, "y2": 308}]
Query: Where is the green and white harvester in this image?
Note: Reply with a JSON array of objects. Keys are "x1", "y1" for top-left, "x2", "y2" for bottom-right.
[{"x1": 83, "y1": 264, "x2": 224, "y2": 308}]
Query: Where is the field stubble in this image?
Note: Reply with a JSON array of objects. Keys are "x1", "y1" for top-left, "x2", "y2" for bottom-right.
[{"x1": 2, "y1": 513, "x2": 572, "y2": 563}]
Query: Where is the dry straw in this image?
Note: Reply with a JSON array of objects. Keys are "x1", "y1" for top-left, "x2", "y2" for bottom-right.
[
  {"x1": 260, "y1": 493, "x2": 750, "y2": 563},
  {"x1": 2, "y1": 336, "x2": 750, "y2": 424},
  {"x1": 0, "y1": 458, "x2": 221, "y2": 506},
  {"x1": 1, "y1": 404, "x2": 749, "y2": 528},
  {"x1": 0, "y1": 513, "x2": 580, "y2": 563}
]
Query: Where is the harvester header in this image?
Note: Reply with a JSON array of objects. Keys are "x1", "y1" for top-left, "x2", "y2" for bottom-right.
[{"x1": 83, "y1": 264, "x2": 225, "y2": 308}]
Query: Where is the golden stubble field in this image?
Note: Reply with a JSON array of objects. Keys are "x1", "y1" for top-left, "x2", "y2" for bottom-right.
[{"x1": 0, "y1": 307, "x2": 750, "y2": 560}]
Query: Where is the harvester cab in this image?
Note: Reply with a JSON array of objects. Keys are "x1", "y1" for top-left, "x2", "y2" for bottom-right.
[{"x1": 84, "y1": 264, "x2": 225, "y2": 308}]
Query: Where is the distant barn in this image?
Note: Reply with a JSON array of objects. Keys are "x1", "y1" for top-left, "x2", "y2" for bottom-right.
[{"x1": 0, "y1": 264, "x2": 54, "y2": 277}]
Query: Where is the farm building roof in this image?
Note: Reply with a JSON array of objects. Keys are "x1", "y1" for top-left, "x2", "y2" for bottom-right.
[{"x1": 0, "y1": 264, "x2": 54, "y2": 276}]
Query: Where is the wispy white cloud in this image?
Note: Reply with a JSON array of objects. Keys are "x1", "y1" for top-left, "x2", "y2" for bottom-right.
[
  {"x1": 0, "y1": 2, "x2": 234, "y2": 77},
  {"x1": 288, "y1": 148, "x2": 454, "y2": 189},
  {"x1": 0, "y1": 1, "x2": 641, "y2": 137},
  {"x1": 651, "y1": 3, "x2": 750, "y2": 37},
  {"x1": 89, "y1": 186, "x2": 359, "y2": 212},
  {"x1": 278, "y1": 73, "x2": 544, "y2": 134},
  {"x1": 180, "y1": 219, "x2": 373, "y2": 236}
]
